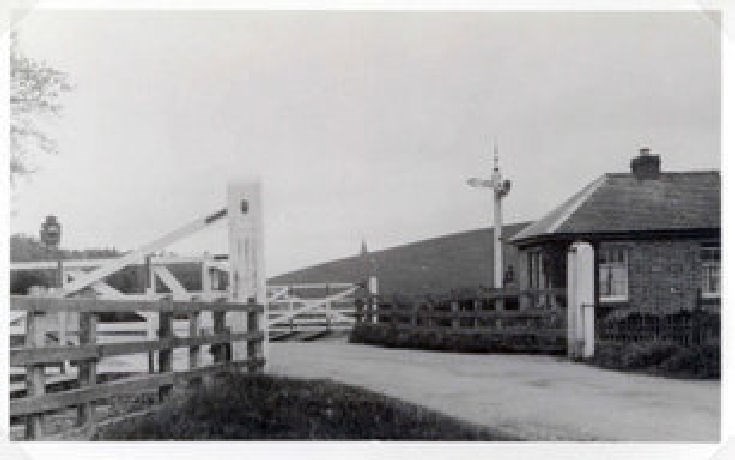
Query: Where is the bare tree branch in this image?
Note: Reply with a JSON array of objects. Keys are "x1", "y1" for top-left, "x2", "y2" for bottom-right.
[{"x1": 9, "y1": 32, "x2": 72, "y2": 185}]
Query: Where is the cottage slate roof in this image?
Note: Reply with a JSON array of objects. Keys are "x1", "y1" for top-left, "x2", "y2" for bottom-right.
[{"x1": 511, "y1": 171, "x2": 720, "y2": 243}]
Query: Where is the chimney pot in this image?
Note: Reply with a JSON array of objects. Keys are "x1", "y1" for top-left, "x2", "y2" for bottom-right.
[{"x1": 630, "y1": 147, "x2": 660, "y2": 179}]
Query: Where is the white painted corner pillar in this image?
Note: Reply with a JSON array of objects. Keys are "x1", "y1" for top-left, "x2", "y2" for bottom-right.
[
  {"x1": 567, "y1": 241, "x2": 595, "y2": 358},
  {"x1": 227, "y1": 180, "x2": 267, "y2": 370}
]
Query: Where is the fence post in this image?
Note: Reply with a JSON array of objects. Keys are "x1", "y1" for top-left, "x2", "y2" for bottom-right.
[
  {"x1": 472, "y1": 298, "x2": 482, "y2": 329},
  {"x1": 693, "y1": 289, "x2": 702, "y2": 345},
  {"x1": 451, "y1": 300, "x2": 459, "y2": 331},
  {"x1": 202, "y1": 310, "x2": 226, "y2": 388},
  {"x1": 76, "y1": 311, "x2": 97, "y2": 436},
  {"x1": 288, "y1": 291, "x2": 294, "y2": 327},
  {"x1": 213, "y1": 310, "x2": 228, "y2": 363},
  {"x1": 325, "y1": 298, "x2": 332, "y2": 332},
  {"x1": 57, "y1": 309, "x2": 68, "y2": 374},
  {"x1": 355, "y1": 299, "x2": 363, "y2": 325},
  {"x1": 145, "y1": 264, "x2": 158, "y2": 374},
  {"x1": 247, "y1": 301, "x2": 263, "y2": 372},
  {"x1": 189, "y1": 310, "x2": 200, "y2": 384},
  {"x1": 24, "y1": 311, "x2": 46, "y2": 439},
  {"x1": 158, "y1": 310, "x2": 174, "y2": 401}
]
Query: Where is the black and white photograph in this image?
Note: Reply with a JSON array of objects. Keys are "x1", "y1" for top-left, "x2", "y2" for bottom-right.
[{"x1": 3, "y1": 2, "x2": 729, "y2": 458}]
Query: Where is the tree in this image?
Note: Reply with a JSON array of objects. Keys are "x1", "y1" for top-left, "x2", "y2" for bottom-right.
[{"x1": 9, "y1": 32, "x2": 72, "y2": 185}]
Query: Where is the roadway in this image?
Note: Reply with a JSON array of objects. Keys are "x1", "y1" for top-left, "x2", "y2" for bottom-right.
[{"x1": 267, "y1": 340, "x2": 720, "y2": 441}]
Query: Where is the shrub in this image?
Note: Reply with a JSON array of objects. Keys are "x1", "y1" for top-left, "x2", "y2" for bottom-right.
[
  {"x1": 619, "y1": 341, "x2": 679, "y2": 369},
  {"x1": 350, "y1": 324, "x2": 567, "y2": 355},
  {"x1": 424, "y1": 331, "x2": 444, "y2": 350},
  {"x1": 590, "y1": 341, "x2": 625, "y2": 369},
  {"x1": 349, "y1": 324, "x2": 384, "y2": 345},
  {"x1": 590, "y1": 340, "x2": 720, "y2": 379},
  {"x1": 658, "y1": 343, "x2": 720, "y2": 378}
]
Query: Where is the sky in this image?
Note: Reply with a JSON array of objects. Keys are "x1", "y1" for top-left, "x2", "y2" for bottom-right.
[{"x1": 8, "y1": 10, "x2": 721, "y2": 277}]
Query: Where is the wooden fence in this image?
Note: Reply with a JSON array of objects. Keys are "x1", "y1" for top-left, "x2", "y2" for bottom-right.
[
  {"x1": 353, "y1": 289, "x2": 567, "y2": 353},
  {"x1": 9, "y1": 295, "x2": 265, "y2": 440}
]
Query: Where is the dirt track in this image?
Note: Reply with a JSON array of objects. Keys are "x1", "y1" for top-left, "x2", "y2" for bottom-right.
[{"x1": 267, "y1": 340, "x2": 720, "y2": 441}]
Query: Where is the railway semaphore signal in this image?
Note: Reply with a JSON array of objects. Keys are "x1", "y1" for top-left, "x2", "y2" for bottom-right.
[{"x1": 467, "y1": 143, "x2": 511, "y2": 299}]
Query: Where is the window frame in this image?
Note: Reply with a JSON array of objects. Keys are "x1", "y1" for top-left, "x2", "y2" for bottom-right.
[
  {"x1": 700, "y1": 246, "x2": 721, "y2": 299},
  {"x1": 598, "y1": 246, "x2": 629, "y2": 302}
]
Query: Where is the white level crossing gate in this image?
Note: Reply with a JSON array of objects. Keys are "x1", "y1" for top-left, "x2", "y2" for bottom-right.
[
  {"x1": 10, "y1": 183, "x2": 267, "y2": 386},
  {"x1": 267, "y1": 283, "x2": 360, "y2": 339},
  {"x1": 10, "y1": 180, "x2": 362, "y2": 386},
  {"x1": 11, "y1": 262, "x2": 361, "y2": 349}
]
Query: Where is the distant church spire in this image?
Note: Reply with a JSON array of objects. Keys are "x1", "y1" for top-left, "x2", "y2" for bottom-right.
[
  {"x1": 360, "y1": 238, "x2": 368, "y2": 256},
  {"x1": 493, "y1": 139, "x2": 499, "y2": 172}
]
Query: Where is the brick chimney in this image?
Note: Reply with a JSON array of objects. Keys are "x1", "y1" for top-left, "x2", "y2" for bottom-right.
[{"x1": 630, "y1": 147, "x2": 661, "y2": 180}]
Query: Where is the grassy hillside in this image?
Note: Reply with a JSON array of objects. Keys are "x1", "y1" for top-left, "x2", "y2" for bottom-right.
[{"x1": 270, "y1": 222, "x2": 530, "y2": 296}]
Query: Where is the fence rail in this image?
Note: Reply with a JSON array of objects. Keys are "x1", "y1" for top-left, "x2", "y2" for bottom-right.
[
  {"x1": 9, "y1": 295, "x2": 265, "y2": 440},
  {"x1": 10, "y1": 296, "x2": 256, "y2": 313},
  {"x1": 354, "y1": 289, "x2": 567, "y2": 353}
]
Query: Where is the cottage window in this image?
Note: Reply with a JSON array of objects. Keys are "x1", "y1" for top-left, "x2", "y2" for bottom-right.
[
  {"x1": 599, "y1": 247, "x2": 628, "y2": 301},
  {"x1": 701, "y1": 246, "x2": 720, "y2": 298}
]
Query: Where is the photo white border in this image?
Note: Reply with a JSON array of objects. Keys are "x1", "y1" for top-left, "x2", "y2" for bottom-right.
[{"x1": 1, "y1": 1, "x2": 731, "y2": 459}]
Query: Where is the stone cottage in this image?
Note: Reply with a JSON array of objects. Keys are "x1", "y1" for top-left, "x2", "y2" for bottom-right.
[{"x1": 510, "y1": 148, "x2": 720, "y2": 356}]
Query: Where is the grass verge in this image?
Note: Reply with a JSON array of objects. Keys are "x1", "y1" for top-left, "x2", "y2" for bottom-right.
[{"x1": 93, "y1": 373, "x2": 518, "y2": 440}]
